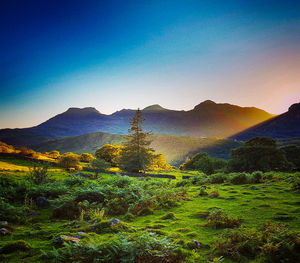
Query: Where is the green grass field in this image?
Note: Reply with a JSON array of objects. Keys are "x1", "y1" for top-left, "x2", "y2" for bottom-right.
[{"x1": 0, "y1": 157, "x2": 299, "y2": 262}]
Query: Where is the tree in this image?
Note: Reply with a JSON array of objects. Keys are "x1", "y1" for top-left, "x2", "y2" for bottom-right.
[
  {"x1": 180, "y1": 153, "x2": 227, "y2": 175},
  {"x1": 148, "y1": 152, "x2": 172, "y2": 170},
  {"x1": 80, "y1": 153, "x2": 95, "y2": 163},
  {"x1": 58, "y1": 152, "x2": 80, "y2": 169},
  {"x1": 47, "y1": 150, "x2": 60, "y2": 159},
  {"x1": 90, "y1": 158, "x2": 110, "y2": 173},
  {"x1": 117, "y1": 109, "x2": 153, "y2": 173},
  {"x1": 228, "y1": 137, "x2": 292, "y2": 172},
  {"x1": 281, "y1": 145, "x2": 300, "y2": 171},
  {"x1": 95, "y1": 144, "x2": 124, "y2": 166}
]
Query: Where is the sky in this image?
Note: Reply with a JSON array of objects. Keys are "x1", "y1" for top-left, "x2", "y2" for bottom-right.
[{"x1": 0, "y1": 0, "x2": 300, "y2": 128}]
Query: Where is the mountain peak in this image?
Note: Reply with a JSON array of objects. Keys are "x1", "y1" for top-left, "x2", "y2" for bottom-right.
[
  {"x1": 66, "y1": 107, "x2": 101, "y2": 114},
  {"x1": 193, "y1": 100, "x2": 217, "y2": 110},
  {"x1": 143, "y1": 104, "x2": 167, "y2": 111},
  {"x1": 288, "y1": 103, "x2": 300, "y2": 113}
]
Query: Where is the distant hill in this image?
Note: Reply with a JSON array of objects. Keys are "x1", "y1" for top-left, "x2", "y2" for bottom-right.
[
  {"x1": 231, "y1": 103, "x2": 300, "y2": 140},
  {"x1": 0, "y1": 101, "x2": 274, "y2": 145},
  {"x1": 32, "y1": 132, "x2": 242, "y2": 166}
]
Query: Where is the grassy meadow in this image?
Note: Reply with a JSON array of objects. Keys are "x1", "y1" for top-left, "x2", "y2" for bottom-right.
[{"x1": 0, "y1": 155, "x2": 299, "y2": 263}]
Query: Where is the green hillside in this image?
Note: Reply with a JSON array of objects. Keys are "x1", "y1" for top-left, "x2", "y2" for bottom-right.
[{"x1": 32, "y1": 132, "x2": 242, "y2": 165}]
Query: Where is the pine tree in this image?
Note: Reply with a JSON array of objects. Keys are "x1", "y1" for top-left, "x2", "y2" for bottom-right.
[{"x1": 117, "y1": 109, "x2": 153, "y2": 173}]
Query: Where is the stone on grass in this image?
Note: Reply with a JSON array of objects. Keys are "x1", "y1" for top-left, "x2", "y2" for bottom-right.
[
  {"x1": 36, "y1": 196, "x2": 50, "y2": 207},
  {"x1": 0, "y1": 227, "x2": 11, "y2": 235}
]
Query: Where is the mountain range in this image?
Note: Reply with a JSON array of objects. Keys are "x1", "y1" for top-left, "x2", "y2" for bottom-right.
[
  {"x1": 0, "y1": 100, "x2": 274, "y2": 146},
  {"x1": 0, "y1": 100, "x2": 299, "y2": 165}
]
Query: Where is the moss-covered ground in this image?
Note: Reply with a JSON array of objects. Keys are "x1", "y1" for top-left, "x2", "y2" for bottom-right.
[{"x1": 0, "y1": 158, "x2": 299, "y2": 262}]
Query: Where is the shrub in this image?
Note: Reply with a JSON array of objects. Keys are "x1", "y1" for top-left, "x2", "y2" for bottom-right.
[
  {"x1": 229, "y1": 173, "x2": 248, "y2": 185},
  {"x1": 180, "y1": 153, "x2": 227, "y2": 174},
  {"x1": 190, "y1": 175, "x2": 208, "y2": 185},
  {"x1": 64, "y1": 176, "x2": 86, "y2": 186},
  {"x1": 43, "y1": 232, "x2": 187, "y2": 263},
  {"x1": 29, "y1": 182, "x2": 69, "y2": 198},
  {"x1": 210, "y1": 173, "x2": 226, "y2": 184},
  {"x1": 58, "y1": 153, "x2": 80, "y2": 169},
  {"x1": 80, "y1": 153, "x2": 95, "y2": 163},
  {"x1": 27, "y1": 166, "x2": 50, "y2": 184},
  {"x1": 205, "y1": 211, "x2": 241, "y2": 229},
  {"x1": 251, "y1": 171, "x2": 263, "y2": 183},
  {"x1": 90, "y1": 158, "x2": 110, "y2": 172},
  {"x1": 74, "y1": 187, "x2": 106, "y2": 203},
  {"x1": 214, "y1": 228, "x2": 261, "y2": 261},
  {"x1": 52, "y1": 196, "x2": 80, "y2": 220},
  {"x1": 0, "y1": 177, "x2": 29, "y2": 202},
  {"x1": 138, "y1": 207, "x2": 154, "y2": 216},
  {"x1": 0, "y1": 198, "x2": 24, "y2": 223},
  {"x1": 214, "y1": 222, "x2": 300, "y2": 262},
  {"x1": 0, "y1": 240, "x2": 31, "y2": 254},
  {"x1": 228, "y1": 137, "x2": 292, "y2": 172}
]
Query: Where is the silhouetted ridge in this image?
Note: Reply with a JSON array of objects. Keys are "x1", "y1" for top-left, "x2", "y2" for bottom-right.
[
  {"x1": 65, "y1": 107, "x2": 101, "y2": 115},
  {"x1": 232, "y1": 102, "x2": 300, "y2": 140},
  {"x1": 143, "y1": 104, "x2": 167, "y2": 111}
]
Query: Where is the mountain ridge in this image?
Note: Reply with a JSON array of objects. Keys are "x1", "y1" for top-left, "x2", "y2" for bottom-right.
[{"x1": 0, "y1": 100, "x2": 275, "y2": 145}]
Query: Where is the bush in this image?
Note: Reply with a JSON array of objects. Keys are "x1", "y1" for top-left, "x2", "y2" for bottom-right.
[
  {"x1": 251, "y1": 171, "x2": 263, "y2": 183},
  {"x1": 52, "y1": 196, "x2": 80, "y2": 220},
  {"x1": 180, "y1": 153, "x2": 227, "y2": 174},
  {"x1": 27, "y1": 166, "x2": 50, "y2": 184},
  {"x1": 29, "y1": 182, "x2": 69, "y2": 198},
  {"x1": 228, "y1": 137, "x2": 292, "y2": 172},
  {"x1": 0, "y1": 240, "x2": 31, "y2": 254},
  {"x1": 210, "y1": 173, "x2": 226, "y2": 184},
  {"x1": 58, "y1": 153, "x2": 80, "y2": 169},
  {"x1": 229, "y1": 173, "x2": 248, "y2": 185},
  {"x1": 0, "y1": 177, "x2": 29, "y2": 202},
  {"x1": 214, "y1": 222, "x2": 300, "y2": 262},
  {"x1": 64, "y1": 176, "x2": 86, "y2": 186},
  {"x1": 205, "y1": 211, "x2": 241, "y2": 229},
  {"x1": 0, "y1": 198, "x2": 24, "y2": 223},
  {"x1": 80, "y1": 153, "x2": 95, "y2": 163},
  {"x1": 43, "y1": 232, "x2": 188, "y2": 263}
]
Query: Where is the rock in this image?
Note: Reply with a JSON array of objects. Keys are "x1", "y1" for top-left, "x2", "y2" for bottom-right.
[
  {"x1": 187, "y1": 240, "x2": 210, "y2": 250},
  {"x1": 36, "y1": 196, "x2": 50, "y2": 207},
  {"x1": 75, "y1": 225, "x2": 81, "y2": 228},
  {"x1": 61, "y1": 235, "x2": 80, "y2": 243},
  {"x1": 53, "y1": 236, "x2": 63, "y2": 245},
  {"x1": 33, "y1": 225, "x2": 41, "y2": 230},
  {"x1": 223, "y1": 183, "x2": 230, "y2": 186},
  {"x1": 0, "y1": 221, "x2": 8, "y2": 226},
  {"x1": 26, "y1": 211, "x2": 40, "y2": 217},
  {"x1": 0, "y1": 228, "x2": 11, "y2": 235},
  {"x1": 110, "y1": 218, "x2": 121, "y2": 226},
  {"x1": 251, "y1": 186, "x2": 258, "y2": 190},
  {"x1": 192, "y1": 240, "x2": 202, "y2": 247},
  {"x1": 54, "y1": 235, "x2": 80, "y2": 245},
  {"x1": 69, "y1": 221, "x2": 76, "y2": 226}
]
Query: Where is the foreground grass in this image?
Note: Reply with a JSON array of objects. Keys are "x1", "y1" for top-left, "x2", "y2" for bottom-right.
[{"x1": 0, "y1": 159, "x2": 299, "y2": 262}]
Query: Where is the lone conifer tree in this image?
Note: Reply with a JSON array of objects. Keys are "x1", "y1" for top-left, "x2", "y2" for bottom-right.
[{"x1": 117, "y1": 109, "x2": 153, "y2": 173}]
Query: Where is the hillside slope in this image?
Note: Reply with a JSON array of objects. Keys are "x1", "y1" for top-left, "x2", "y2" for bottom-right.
[
  {"x1": 232, "y1": 103, "x2": 300, "y2": 140},
  {"x1": 32, "y1": 132, "x2": 242, "y2": 165}
]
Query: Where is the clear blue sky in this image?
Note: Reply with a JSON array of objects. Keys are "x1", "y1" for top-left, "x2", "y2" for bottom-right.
[{"x1": 1, "y1": 0, "x2": 300, "y2": 128}]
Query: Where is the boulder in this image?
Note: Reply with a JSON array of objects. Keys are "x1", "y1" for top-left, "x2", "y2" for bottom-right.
[
  {"x1": 110, "y1": 218, "x2": 121, "y2": 226},
  {"x1": 0, "y1": 227, "x2": 11, "y2": 235},
  {"x1": 36, "y1": 196, "x2": 50, "y2": 207}
]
